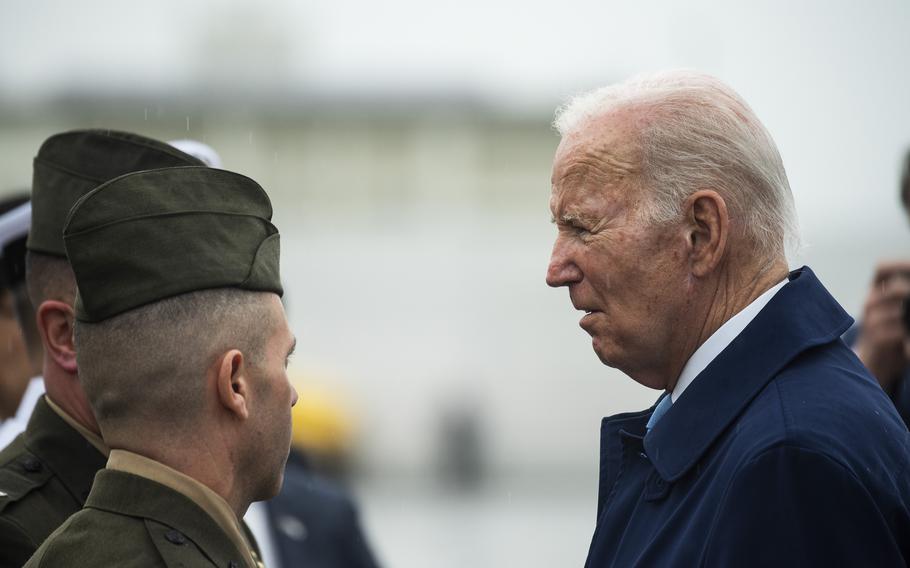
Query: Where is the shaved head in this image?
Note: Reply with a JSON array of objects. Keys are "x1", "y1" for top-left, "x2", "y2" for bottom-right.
[{"x1": 74, "y1": 288, "x2": 277, "y2": 441}]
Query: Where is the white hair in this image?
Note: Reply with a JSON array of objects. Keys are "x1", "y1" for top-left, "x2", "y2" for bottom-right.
[{"x1": 554, "y1": 69, "x2": 799, "y2": 261}]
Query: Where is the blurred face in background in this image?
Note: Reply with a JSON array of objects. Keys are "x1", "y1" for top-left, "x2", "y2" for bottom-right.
[{"x1": 0, "y1": 289, "x2": 33, "y2": 418}]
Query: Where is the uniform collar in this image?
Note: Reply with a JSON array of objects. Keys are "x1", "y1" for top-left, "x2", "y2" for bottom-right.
[
  {"x1": 642, "y1": 266, "x2": 852, "y2": 481},
  {"x1": 22, "y1": 396, "x2": 107, "y2": 503},
  {"x1": 86, "y1": 467, "x2": 256, "y2": 568},
  {"x1": 107, "y1": 450, "x2": 258, "y2": 568}
]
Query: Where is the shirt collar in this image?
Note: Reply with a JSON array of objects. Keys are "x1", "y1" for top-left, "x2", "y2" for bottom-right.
[
  {"x1": 107, "y1": 449, "x2": 257, "y2": 568},
  {"x1": 642, "y1": 266, "x2": 853, "y2": 482},
  {"x1": 671, "y1": 278, "x2": 788, "y2": 403}
]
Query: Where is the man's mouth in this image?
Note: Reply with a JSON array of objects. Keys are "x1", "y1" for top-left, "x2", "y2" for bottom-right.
[{"x1": 579, "y1": 309, "x2": 601, "y2": 328}]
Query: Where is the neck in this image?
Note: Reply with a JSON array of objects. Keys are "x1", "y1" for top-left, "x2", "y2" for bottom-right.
[
  {"x1": 42, "y1": 358, "x2": 100, "y2": 435},
  {"x1": 664, "y1": 256, "x2": 789, "y2": 392},
  {"x1": 111, "y1": 434, "x2": 248, "y2": 519}
]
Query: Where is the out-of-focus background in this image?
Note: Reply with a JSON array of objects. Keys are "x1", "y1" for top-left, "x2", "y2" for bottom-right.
[{"x1": 1, "y1": 1, "x2": 909, "y2": 566}]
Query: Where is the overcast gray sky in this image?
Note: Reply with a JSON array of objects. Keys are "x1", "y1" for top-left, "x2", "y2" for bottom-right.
[{"x1": 2, "y1": 0, "x2": 910, "y2": 242}]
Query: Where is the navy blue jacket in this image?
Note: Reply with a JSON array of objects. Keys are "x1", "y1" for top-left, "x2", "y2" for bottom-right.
[
  {"x1": 266, "y1": 454, "x2": 380, "y2": 568},
  {"x1": 842, "y1": 324, "x2": 910, "y2": 429},
  {"x1": 585, "y1": 267, "x2": 910, "y2": 567}
]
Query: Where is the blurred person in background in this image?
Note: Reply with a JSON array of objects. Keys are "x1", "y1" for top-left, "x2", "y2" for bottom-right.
[
  {"x1": 546, "y1": 70, "x2": 910, "y2": 566},
  {"x1": 0, "y1": 196, "x2": 43, "y2": 449},
  {"x1": 0, "y1": 131, "x2": 205, "y2": 567},
  {"x1": 26, "y1": 166, "x2": 292, "y2": 567},
  {"x1": 846, "y1": 149, "x2": 910, "y2": 427}
]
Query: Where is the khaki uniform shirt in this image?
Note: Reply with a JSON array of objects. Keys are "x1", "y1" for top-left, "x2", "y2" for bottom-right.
[
  {"x1": 0, "y1": 396, "x2": 108, "y2": 567},
  {"x1": 24, "y1": 450, "x2": 264, "y2": 568}
]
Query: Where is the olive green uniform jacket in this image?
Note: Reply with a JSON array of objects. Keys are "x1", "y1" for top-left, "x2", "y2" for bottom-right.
[
  {"x1": 24, "y1": 467, "x2": 259, "y2": 567},
  {"x1": 0, "y1": 397, "x2": 106, "y2": 567}
]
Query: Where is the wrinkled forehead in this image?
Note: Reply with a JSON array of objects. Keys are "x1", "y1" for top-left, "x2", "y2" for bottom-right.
[
  {"x1": 550, "y1": 113, "x2": 644, "y2": 212},
  {"x1": 552, "y1": 113, "x2": 642, "y2": 186}
]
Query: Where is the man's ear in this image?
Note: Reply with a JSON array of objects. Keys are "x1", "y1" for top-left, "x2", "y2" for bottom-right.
[
  {"x1": 37, "y1": 300, "x2": 77, "y2": 374},
  {"x1": 216, "y1": 349, "x2": 250, "y2": 420},
  {"x1": 683, "y1": 190, "x2": 729, "y2": 277}
]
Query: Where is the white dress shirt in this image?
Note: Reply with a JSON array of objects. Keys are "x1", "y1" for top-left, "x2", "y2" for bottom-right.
[
  {"x1": 244, "y1": 500, "x2": 282, "y2": 568},
  {"x1": 671, "y1": 279, "x2": 789, "y2": 403}
]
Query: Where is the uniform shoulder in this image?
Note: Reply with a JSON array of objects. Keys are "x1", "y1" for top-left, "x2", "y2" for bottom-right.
[
  {"x1": 25, "y1": 508, "x2": 168, "y2": 567},
  {"x1": 145, "y1": 518, "x2": 224, "y2": 567},
  {"x1": 0, "y1": 446, "x2": 54, "y2": 508},
  {"x1": 0, "y1": 447, "x2": 81, "y2": 555},
  {"x1": 0, "y1": 513, "x2": 39, "y2": 568}
]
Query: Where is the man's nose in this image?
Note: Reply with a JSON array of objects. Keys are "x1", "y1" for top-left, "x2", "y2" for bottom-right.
[
  {"x1": 546, "y1": 238, "x2": 582, "y2": 288},
  {"x1": 290, "y1": 385, "x2": 299, "y2": 407}
]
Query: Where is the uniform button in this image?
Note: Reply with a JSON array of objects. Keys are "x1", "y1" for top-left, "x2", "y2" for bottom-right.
[
  {"x1": 22, "y1": 457, "x2": 42, "y2": 473},
  {"x1": 165, "y1": 529, "x2": 186, "y2": 545}
]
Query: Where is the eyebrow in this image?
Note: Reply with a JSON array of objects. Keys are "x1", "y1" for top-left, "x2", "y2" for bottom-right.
[{"x1": 551, "y1": 212, "x2": 599, "y2": 225}]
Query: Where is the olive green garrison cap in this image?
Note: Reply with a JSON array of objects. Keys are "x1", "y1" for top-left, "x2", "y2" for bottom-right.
[
  {"x1": 29, "y1": 129, "x2": 205, "y2": 257},
  {"x1": 63, "y1": 166, "x2": 283, "y2": 323}
]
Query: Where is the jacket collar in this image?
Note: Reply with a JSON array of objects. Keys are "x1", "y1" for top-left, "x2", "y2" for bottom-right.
[
  {"x1": 642, "y1": 266, "x2": 852, "y2": 481},
  {"x1": 87, "y1": 469, "x2": 253, "y2": 568},
  {"x1": 23, "y1": 396, "x2": 107, "y2": 503}
]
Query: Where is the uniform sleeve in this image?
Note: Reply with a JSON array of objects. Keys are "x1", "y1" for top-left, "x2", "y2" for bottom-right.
[
  {"x1": 0, "y1": 515, "x2": 39, "y2": 568},
  {"x1": 703, "y1": 445, "x2": 907, "y2": 567}
]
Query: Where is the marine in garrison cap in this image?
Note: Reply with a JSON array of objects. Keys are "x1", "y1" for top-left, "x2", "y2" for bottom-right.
[
  {"x1": 25, "y1": 166, "x2": 297, "y2": 568},
  {"x1": 0, "y1": 130, "x2": 204, "y2": 567}
]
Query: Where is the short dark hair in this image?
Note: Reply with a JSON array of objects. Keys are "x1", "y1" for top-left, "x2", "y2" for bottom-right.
[
  {"x1": 74, "y1": 288, "x2": 276, "y2": 437},
  {"x1": 25, "y1": 251, "x2": 75, "y2": 308}
]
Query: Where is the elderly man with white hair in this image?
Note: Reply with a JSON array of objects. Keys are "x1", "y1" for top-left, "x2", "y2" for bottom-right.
[{"x1": 546, "y1": 70, "x2": 910, "y2": 567}]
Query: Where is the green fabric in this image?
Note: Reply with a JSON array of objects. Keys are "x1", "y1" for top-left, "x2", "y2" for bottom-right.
[
  {"x1": 28, "y1": 129, "x2": 204, "y2": 257},
  {"x1": 0, "y1": 397, "x2": 107, "y2": 567},
  {"x1": 24, "y1": 469, "x2": 253, "y2": 567},
  {"x1": 63, "y1": 166, "x2": 283, "y2": 323}
]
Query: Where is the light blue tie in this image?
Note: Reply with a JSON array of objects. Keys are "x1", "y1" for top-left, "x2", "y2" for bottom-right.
[{"x1": 646, "y1": 394, "x2": 673, "y2": 432}]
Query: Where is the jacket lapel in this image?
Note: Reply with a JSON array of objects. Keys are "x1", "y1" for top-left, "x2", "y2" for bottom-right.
[{"x1": 643, "y1": 266, "x2": 853, "y2": 481}]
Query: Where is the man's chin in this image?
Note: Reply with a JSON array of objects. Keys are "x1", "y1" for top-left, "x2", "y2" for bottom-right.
[
  {"x1": 591, "y1": 338, "x2": 619, "y2": 368},
  {"x1": 259, "y1": 470, "x2": 285, "y2": 502}
]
